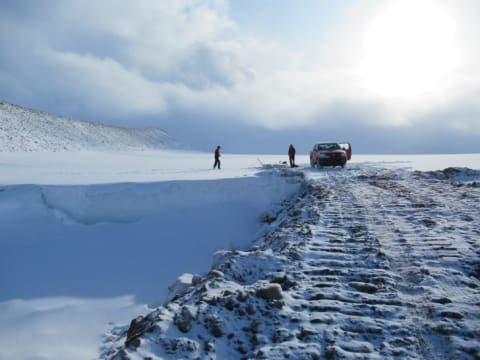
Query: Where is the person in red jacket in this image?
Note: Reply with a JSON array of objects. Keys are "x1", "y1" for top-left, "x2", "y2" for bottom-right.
[
  {"x1": 288, "y1": 144, "x2": 296, "y2": 168},
  {"x1": 213, "y1": 145, "x2": 221, "y2": 169}
]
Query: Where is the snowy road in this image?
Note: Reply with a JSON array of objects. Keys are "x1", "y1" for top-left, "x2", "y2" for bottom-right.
[
  {"x1": 293, "y1": 166, "x2": 480, "y2": 358},
  {"x1": 105, "y1": 164, "x2": 479, "y2": 359}
]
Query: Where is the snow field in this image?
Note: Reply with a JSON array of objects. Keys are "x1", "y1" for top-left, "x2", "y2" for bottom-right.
[
  {"x1": 1, "y1": 150, "x2": 479, "y2": 359},
  {"x1": 0, "y1": 159, "x2": 302, "y2": 360}
]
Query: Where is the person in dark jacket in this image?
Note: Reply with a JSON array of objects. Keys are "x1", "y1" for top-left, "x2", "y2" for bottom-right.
[
  {"x1": 288, "y1": 144, "x2": 296, "y2": 168},
  {"x1": 213, "y1": 146, "x2": 221, "y2": 169}
]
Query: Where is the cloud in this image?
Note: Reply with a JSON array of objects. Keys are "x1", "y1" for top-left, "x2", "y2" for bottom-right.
[
  {"x1": 0, "y1": 0, "x2": 479, "y2": 152},
  {"x1": 0, "y1": 0, "x2": 241, "y2": 120},
  {"x1": 52, "y1": 52, "x2": 167, "y2": 116}
]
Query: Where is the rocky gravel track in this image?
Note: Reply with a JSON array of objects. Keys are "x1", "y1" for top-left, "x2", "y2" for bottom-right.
[{"x1": 103, "y1": 165, "x2": 480, "y2": 359}]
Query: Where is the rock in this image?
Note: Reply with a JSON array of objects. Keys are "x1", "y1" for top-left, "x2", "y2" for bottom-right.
[
  {"x1": 174, "y1": 306, "x2": 195, "y2": 333},
  {"x1": 204, "y1": 316, "x2": 224, "y2": 338},
  {"x1": 246, "y1": 303, "x2": 256, "y2": 315},
  {"x1": 236, "y1": 290, "x2": 248, "y2": 302},
  {"x1": 204, "y1": 341, "x2": 214, "y2": 352},
  {"x1": 208, "y1": 269, "x2": 225, "y2": 278},
  {"x1": 192, "y1": 274, "x2": 203, "y2": 285},
  {"x1": 162, "y1": 338, "x2": 199, "y2": 355},
  {"x1": 272, "y1": 327, "x2": 293, "y2": 343},
  {"x1": 269, "y1": 299, "x2": 284, "y2": 309},
  {"x1": 297, "y1": 327, "x2": 318, "y2": 341},
  {"x1": 260, "y1": 212, "x2": 277, "y2": 224},
  {"x1": 421, "y1": 218, "x2": 436, "y2": 228},
  {"x1": 348, "y1": 281, "x2": 378, "y2": 294},
  {"x1": 112, "y1": 348, "x2": 130, "y2": 359},
  {"x1": 125, "y1": 315, "x2": 150, "y2": 348},
  {"x1": 255, "y1": 283, "x2": 283, "y2": 300},
  {"x1": 272, "y1": 274, "x2": 296, "y2": 290},
  {"x1": 440, "y1": 311, "x2": 463, "y2": 319},
  {"x1": 129, "y1": 338, "x2": 141, "y2": 349},
  {"x1": 248, "y1": 319, "x2": 263, "y2": 333},
  {"x1": 224, "y1": 298, "x2": 236, "y2": 311}
]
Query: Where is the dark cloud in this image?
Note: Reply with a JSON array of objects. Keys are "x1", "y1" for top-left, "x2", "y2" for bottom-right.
[{"x1": 150, "y1": 98, "x2": 479, "y2": 154}]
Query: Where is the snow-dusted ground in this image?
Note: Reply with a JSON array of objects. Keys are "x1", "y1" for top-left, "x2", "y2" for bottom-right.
[{"x1": 1, "y1": 151, "x2": 479, "y2": 359}]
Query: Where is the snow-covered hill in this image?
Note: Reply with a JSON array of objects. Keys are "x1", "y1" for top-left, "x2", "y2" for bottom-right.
[{"x1": 0, "y1": 100, "x2": 177, "y2": 151}]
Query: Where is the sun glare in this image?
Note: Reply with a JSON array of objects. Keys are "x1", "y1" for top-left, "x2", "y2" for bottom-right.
[{"x1": 359, "y1": 0, "x2": 458, "y2": 98}]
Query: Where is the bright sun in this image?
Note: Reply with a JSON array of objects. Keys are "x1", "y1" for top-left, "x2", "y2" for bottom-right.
[{"x1": 359, "y1": 0, "x2": 458, "y2": 98}]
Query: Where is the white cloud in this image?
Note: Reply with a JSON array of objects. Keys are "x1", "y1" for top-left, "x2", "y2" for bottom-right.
[
  {"x1": 51, "y1": 51, "x2": 167, "y2": 116},
  {"x1": 0, "y1": 0, "x2": 479, "y2": 139}
]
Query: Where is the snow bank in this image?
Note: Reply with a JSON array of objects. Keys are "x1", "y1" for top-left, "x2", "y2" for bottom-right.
[
  {"x1": 39, "y1": 175, "x2": 298, "y2": 224},
  {"x1": 0, "y1": 169, "x2": 302, "y2": 360}
]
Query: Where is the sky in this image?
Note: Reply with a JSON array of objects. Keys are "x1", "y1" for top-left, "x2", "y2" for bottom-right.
[{"x1": 0, "y1": 0, "x2": 479, "y2": 154}]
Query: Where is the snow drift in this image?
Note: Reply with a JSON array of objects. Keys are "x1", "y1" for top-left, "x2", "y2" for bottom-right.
[
  {"x1": 0, "y1": 168, "x2": 303, "y2": 359},
  {"x1": 39, "y1": 175, "x2": 300, "y2": 224}
]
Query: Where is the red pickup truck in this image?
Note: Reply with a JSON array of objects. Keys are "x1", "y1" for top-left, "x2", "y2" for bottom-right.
[{"x1": 310, "y1": 142, "x2": 352, "y2": 168}]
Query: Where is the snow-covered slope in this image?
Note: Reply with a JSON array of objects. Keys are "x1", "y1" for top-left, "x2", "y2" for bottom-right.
[
  {"x1": 0, "y1": 100, "x2": 176, "y2": 151},
  {"x1": 104, "y1": 164, "x2": 480, "y2": 360}
]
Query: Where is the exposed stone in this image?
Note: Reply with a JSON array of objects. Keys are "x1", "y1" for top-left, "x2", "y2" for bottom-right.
[
  {"x1": 162, "y1": 337, "x2": 199, "y2": 355},
  {"x1": 129, "y1": 338, "x2": 141, "y2": 349},
  {"x1": 208, "y1": 269, "x2": 225, "y2": 278},
  {"x1": 260, "y1": 211, "x2": 277, "y2": 224},
  {"x1": 112, "y1": 348, "x2": 130, "y2": 360},
  {"x1": 272, "y1": 274, "x2": 296, "y2": 290},
  {"x1": 125, "y1": 315, "x2": 152, "y2": 348},
  {"x1": 204, "y1": 315, "x2": 224, "y2": 338},
  {"x1": 440, "y1": 311, "x2": 463, "y2": 319},
  {"x1": 204, "y1": 341, "x2": 214, "y2": 352},
  {"x1": 255, "y1": 283, "x2": 283, "y2": 300},
  {"x1": 269, "y1": 299, "x2": 284, "y2": 309},
  {"x1": 248, "y1": 319, "x2": 263, "y2": 333},
  {"x1": 174, "y1": 306, "x2": 195, "y2": 333},
  {"x1": 224, "y1": 298, "x2": 236, "y2": 311},
  {"x1": 348, "y1": 281, "x2": 378, "y2": 294},
  {"x1": 246, "y1": 303, "x2": 256, "y2": 315},
  {"x1": 236, "y1": 290, "x2": 248, "y2": 302},
  {"x1": 192, "y1": 274, "x2": 203, "y2": 285},
  {"x1": 272, "y1": 327, "x2": 293, "y2": 343}
]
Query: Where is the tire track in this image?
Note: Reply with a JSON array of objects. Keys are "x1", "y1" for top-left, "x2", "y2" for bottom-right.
[
  {"x1": 291, "y1": 172, "x2": 423, "y2": 359},
  {"x1": 347, "y1": 167, "x2": 480, "y2": 359},
  {"x1": 103, "y1": 166, "x2": 480, "y2": 359}
]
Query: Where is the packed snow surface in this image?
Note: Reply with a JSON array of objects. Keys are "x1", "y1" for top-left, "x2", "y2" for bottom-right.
[{"x1": 0, "y1": 150, "x2": 479, "y2": 359}]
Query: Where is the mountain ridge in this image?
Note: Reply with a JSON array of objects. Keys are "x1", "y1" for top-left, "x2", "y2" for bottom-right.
[{"x1": 0, "y1": 100, "x2": 177, "y2": 152}]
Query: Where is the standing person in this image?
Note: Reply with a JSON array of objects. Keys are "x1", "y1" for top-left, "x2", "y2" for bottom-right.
[
  {"x1": 213, "y1": 145, "x2": 221, "y2": 169},
  {"x1": 288, "y1": 144, "x2": 296, "y2": 168}
]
